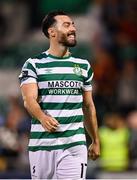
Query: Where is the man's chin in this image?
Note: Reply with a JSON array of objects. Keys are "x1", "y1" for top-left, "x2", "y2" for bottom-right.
[{"x1": 66, "y1": 40, "x2": 77, "y2": 47}]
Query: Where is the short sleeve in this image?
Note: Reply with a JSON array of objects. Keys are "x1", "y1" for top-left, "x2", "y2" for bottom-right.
[
  {"x1": 19, "y1": 58, "x2": 37, "y2": 87},
  {"x1": 82, "y1": 61, "x2": 94, "y2": 91}
]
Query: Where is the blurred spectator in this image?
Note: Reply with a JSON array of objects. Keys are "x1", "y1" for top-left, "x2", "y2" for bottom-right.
[
  {"x1": 101, "y1": 0, "x2": 126, "y2": 39},
  {"x1": 0, "y1": 0, "x2": 29, "y2": 47},
  {"x1": 116, "y1": 60, "x2": 137, "y2": 115},
  {"x1": 127, "y1": 111, "x2": 137, "y2": 170},
  {"x1": 0, "y1": 95, "x2": 30, "y2": 172},
  {"x1": 92, "y1": 49, "x2": 118, "y2": 125},
  {"x1": 93, "y1": 49, "x2": 118, "y2": 97},
  {"x1": 0, "y1": 10, "x2": 7, "y2": 50},
  {"x1": 6, "y1": 95, "x2": 30, "y2": 132},
  {"x1": 119, "y1": 0, "x2": 137, "y2": 44},
  {"x1": 88, "y1": 0, "x2": 109, "y2": 51},
  {"x1": 101, "y1": 0, "x2": 126, "y2": 52},
  {"x1": 99, "y1": 113, "x2": 129, "y2": 171},
  {"x1": 115, "y1": 32, "x2": 137, "y2": 68},
  {"x1": 0, "y1": 115, "x2": 5, "y2": 127}
]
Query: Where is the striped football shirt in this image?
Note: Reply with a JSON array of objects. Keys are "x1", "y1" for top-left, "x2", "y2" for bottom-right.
[{"x1": 19, "y1": 51, "x2": 93, "y2": 151}]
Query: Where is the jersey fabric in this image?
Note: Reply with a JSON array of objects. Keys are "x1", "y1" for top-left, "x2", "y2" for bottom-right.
[{"x1": 19, "y1": 51, "x2": 94, "y2": 151}]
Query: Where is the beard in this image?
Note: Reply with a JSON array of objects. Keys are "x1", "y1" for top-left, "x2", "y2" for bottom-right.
[{"x1": 58, "y1": 32, "x2": 77, "y2": 47}]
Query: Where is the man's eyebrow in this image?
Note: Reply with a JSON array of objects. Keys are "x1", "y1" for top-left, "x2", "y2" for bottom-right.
[{"x1": 63, "y1": 21, "x2": 75, "y2": 25}]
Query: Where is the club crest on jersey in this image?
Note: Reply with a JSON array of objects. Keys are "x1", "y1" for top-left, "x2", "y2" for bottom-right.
[{"x1": 73, "y1": 64, "x2": 82, "y2": 76}]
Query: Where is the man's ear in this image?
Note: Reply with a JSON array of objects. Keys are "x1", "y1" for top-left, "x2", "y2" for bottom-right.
[{"x1": 48, "y1": 27, "x2": 56, "y2": 38}]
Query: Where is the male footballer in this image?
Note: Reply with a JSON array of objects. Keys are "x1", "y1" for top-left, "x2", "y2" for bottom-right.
[{"x1": 19, "y1": 11, "x2": 100, "y2": 179}]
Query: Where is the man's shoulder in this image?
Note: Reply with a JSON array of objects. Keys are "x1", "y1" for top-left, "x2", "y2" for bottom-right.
[{"x1": 24, "y1": 52, "x2": 48, "y2": 65}]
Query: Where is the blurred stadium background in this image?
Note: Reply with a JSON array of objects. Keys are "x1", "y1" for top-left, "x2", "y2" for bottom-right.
[{"x1": 0, "y1": 0, "x2": 137, "y2": 179}]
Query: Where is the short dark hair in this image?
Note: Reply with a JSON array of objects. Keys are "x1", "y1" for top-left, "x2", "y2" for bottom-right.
[{"x1": 42, "y1": 11, "x2": 67, "y2": 38}]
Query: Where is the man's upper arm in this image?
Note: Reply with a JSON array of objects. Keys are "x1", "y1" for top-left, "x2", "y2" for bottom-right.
[
  {"x1": 21, "y1": 83, "x2": 38, "y2": 102},
  {"x1": 83, "y1": 90, "x2": 94, "y2": 107},
  {"x1": 19, "y1": 58, "x2": 38, "y2": 101}
]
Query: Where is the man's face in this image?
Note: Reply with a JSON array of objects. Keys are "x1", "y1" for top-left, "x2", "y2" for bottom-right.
[{"x1": 53, "y1": 15, "x2": 77, "y2": 47}]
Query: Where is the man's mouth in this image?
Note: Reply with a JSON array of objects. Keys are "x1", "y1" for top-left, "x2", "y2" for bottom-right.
[{"x1": 67, "y1": 33, "x2": 76, "y2": 40}]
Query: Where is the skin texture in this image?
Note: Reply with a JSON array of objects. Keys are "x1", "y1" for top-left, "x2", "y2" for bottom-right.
[
  {"x1": 21, "y1": 15, "x2": 100, "y2": 160},
  {"x1": 83, "y1": 91, "x2": 100, "y2": 160}
]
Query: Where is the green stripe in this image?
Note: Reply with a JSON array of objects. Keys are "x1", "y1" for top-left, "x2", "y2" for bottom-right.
[
  {"x1": 30, "y1": 127, "x2": 84, "y2": 139},
  {"x1": 39, "y1": 102, "x2": 82, "y2": 110},
  {"x1": 32, "y1": 53, "x2": 48, "y2": 60},
  {"x1": 38, "y1": 88, "x2": 82, "y2": 96},
  {"x1": 84, "y1": 67, "x2": 93, "y2": 81},
  {"x1": 38, "y1": 74, "x2": 83, "y2": 82},
  {"x1": 35, "y1": 61, "x2": 87, "y2": 70},
  {"x1": 28, "y1": 141, "x2": 86, "y2": 151},
  {"x1": 26, "y1": 63, "x2": 36, "y2": 73},
  {"x1": 84, "y1": 81, "x2": 91, "y2": 85},
  {"x1": 84, "y1": 68, "x2": 93, "y2": 84},
  {"x1": 88, "y1": 68, "x2": 93, "y2": 77},
  {"x1": 48, "y1": 54, "x2": 71, "y2": 59},
  {"x1": 32, "y1": 115, "x2": 84, "y2": 124}
]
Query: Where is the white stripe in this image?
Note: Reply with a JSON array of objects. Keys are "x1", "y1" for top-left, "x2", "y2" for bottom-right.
[
  {"x1": 82, "y1": 85, "x2": 92, "y2": 91},
  {"x1": 31, "y1": 122, "x2": 84, "y2": 132},
  {"x1": 57, "y1": 58, "x2": 88, "y2": 64},
  {"x1": 59, "y1": 58, "x2": 88, "y2": 65},
  {"x1": 45, "y1": 108, "x2": 83, "y2": 117},
  {"x1": 37, "y1": 67, "x2": 87, "y2": 77},
  {"x1": 38, "y1": 80, "x2": 83, "y2": 89},
  {"x1": 41, "y1": 95, "x2": 83, "y2": 103},
  {"x1": 29, "y1": 134, "x2": 86, "y2": 146},
  {"x1": 30, "y1": 57, "x2": 52, "y2": 63}
]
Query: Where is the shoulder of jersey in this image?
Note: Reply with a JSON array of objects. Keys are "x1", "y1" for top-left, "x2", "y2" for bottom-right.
[{"x1": 30, "y1": 53, "x2": 48, "y2": 60}]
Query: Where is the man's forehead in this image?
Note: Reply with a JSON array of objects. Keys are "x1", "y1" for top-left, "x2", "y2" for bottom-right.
[{"x1": 55, "y1": 15, "x2": 73, "y2": 23}]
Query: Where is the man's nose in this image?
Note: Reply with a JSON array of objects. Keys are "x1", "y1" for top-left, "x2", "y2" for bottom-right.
[{"x1": 70, "y1": 25, "x2": 76, "y2": 32}]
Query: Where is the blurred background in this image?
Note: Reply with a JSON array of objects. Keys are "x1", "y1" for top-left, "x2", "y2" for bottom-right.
[{"x1": 0, "y1": 0, "x2": 137, "y2": 179}]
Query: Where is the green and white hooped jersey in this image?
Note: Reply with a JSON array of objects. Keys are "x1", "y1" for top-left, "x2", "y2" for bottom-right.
[{"x1": 19, "y1": 51, "x2": 94, "y2": 151}]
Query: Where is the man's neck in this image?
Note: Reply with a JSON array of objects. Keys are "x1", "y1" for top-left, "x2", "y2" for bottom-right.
[{"x1": 48, "y1": 42, "x2": 70, "y2": 57}]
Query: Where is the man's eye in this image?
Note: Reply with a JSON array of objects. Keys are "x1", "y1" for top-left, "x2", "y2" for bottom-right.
[{"x1": 64, "y1": 23, "x2": 70, "y2": 27}]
